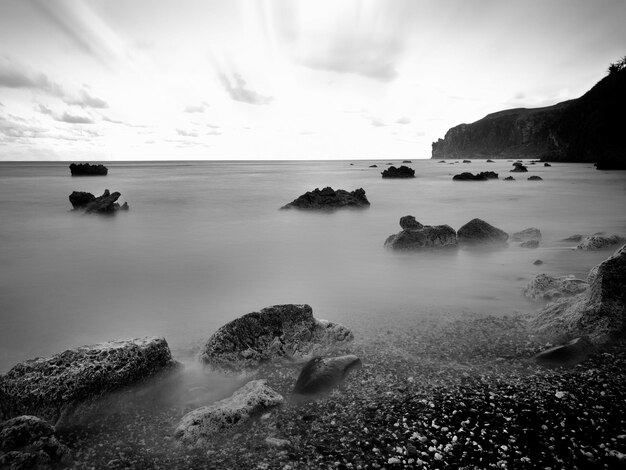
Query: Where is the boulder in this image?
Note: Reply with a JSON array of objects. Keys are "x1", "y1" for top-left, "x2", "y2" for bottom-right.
[
  {"x1": 521, "y1": 240, "x2": 539, "y2": 248},
  {"x1": 68, "y1": 191, "x2": 96, "y2": 208},
  {"x1": 438, "y1": 160, "x2": 446, "y2": 163},
  {"x1": 504, "y1": 176, "x2": 515, "y2": 181},
  {"x1": 385, "y1": 219, "x2": 457, "y2": 250},
  {"x1": 544, "y1": 163, "x2": 552, "y2": 167},
  {"x1": 69, "y1": 163, "x2": 107, "y2": 176},
  {"x1": 369, "y1": 164, "x2": 378, "y2": 168},
  {"x1": 457, "y1": 218, "x2": 508, "y2": 244},
  {"x1": 200, "y1": 304, "x2": 353, "y2": 370},
  {"x1": 533, "y1": 259, "x2": 544, "y2": 265},
  {"x1": 523, "y1": 274, "x2": 589, "y2": 301},
  {"x1": 533, "y1": 337, "x2": 595, "y2": 368},
  {"x1": 0, "y1": 337, "x2": 176, "y2": 423},
  {"x1": 293, "y1": 355, "x2": 361, "y2": 395},
  {"x1": 70, "y1": 189, "x2": 129, "y2": 213},
  {"x1": 399, "y1": 215, "x2": 423, "y2": 231},
  {"x1": 381, "y1": 165, "x2": 415, "y2": 178},
  {"x1": 528, "y1": 176, "x2": 543, "y2": 180},
  {"x1": 462, "y1": 160, "x2": 471, "y2": 163},
  {"x1": 486, "y1": 159, "x2": 494, "y2": 162},
  {"x1": 174, "y1": 380, "x2": 283, "y2": 447},
  {"x1": 576, "y1": 234, "x2": 625, "y2": 250},
  {"x1": 530, "y1": 244, "x2": 626, "y2": 344},
  {"x1": 511, "y1": 227, "x2": 542, "y2": 243},
  {"x1": 403, "y1": 160, "x2": 412, "y2": 163},
  {"x1": 510, "y1": 162, "x2": 528, "y2": 173},
  {"x1": 452, "y1": 171, "x2": 498, "y2": 181},
  {"x1": 281, "y1": 187, "x2": 369, "y2": 210}
]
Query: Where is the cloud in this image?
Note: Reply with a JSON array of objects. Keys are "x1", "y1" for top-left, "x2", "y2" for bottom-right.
[
  {"x1": 66, "y1": 89, "x2": 108, "y2": 109},
  {"x1": 184, "y1": 102, "x2": 209, "y2": 113},
  {"x1": 218, "y1": 73, "x2": 273, "y2": 105},
  {"x1": 0, "y1": 56, "x2": 63, "y2": 95},
  {"x1": 396, "y1": 117, "x2": 411, "y2": 125},
  {"x1": 102, "y1": 116, "x2": 146, "y2": 128},
  {"x1": 176, "y1": 128, "x2": 198, "y2": 137},
  {"x1": 370, "y1": 118, "x2": 386, "y2": 127},
  {"x1": 57, "y1": 111, "x2": 94, "y2": 124},
  {"x1": 0, "y1": 115, "x2": 47, "y2": 142},
  {"x1": 37, "y1": 104, "x2": 53, "y2": 115}
]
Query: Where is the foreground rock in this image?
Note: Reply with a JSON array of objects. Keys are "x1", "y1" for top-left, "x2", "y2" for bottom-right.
[
  {"x1": 381, "y1": 165, "x2": 415, "y2": 178},
  {"x1": 69, "y1": 189, "x2": 129, "y2": 213},
  {"x1": 576, "y1": 234, "x2": 625, "y2": 250},
  {"x1": 281, "y1": 187, "x2": 369, "y2": 210},
  {"x1": 511, "y1": 227, "x2": 542, "y2": 243},
  {"x1": 200, "y1": 305, "x2": 353, "y2": 370},
  {"x1": 174, "y1": 380, "x2": 283, "y2": 447},
  {"x1": 530, "y1": 244, "x2": 626, "y2": 344},
  {"x1": 68, "y1": 191, "x2": 96, "y2": 208},
  {"x1": 293, "y1": 355, "x2": 361, "y2": 395},
  {"x1": 533, "y1": 337, "x2": 595, "y2": 368},
  {"x1": 0, "y1": 415, "x2": 71, "y2": 469},
  {"x1": 385, "y1": 216, "x2": 457, "y2": 250},
  {"x1": 457, "y1": 218, "x2": 508, "y2": 244},
  {"x1": 69, "y1": 163, "x2": 107, "y2": 176},
  {"x1": 452, "y1": 171, "x2": 498, "y2": 181},
  {"x1": 0, "y1": 338, "x2": 176, "y2": 423},
  {"x1": 523, "y1": 274, "x2": 589, "y2": 301}
]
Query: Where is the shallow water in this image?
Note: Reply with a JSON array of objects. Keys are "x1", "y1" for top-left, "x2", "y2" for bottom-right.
[{"x1": 1, "y1": 159, "x2": 625, "y2": 373}]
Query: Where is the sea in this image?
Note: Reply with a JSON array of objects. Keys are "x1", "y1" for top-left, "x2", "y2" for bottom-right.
[{"x1": 1, "y1": 159, "x2": 625, "y2": 373}]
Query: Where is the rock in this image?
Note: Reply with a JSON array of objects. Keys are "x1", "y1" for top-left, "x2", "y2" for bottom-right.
[
  {"x1": 69, "y1": 163, "x2": 107, "y2": 176},
  {"x1": 521, "y1": 240, "x2": 540, "y2": 248},
  {"x1": 402, "y1": 160, "x2": 412, "y2": 163},
  {"x1": 281, "y1": 187, "x2": 370, "y2": 210},
  {"x1": 0, "y1": 415, "x2": 71, "y2": 469},
  {"x1": 463, "y1": 160, "x2": 471, "y2": 163},
  {"x1": 438, "y1": 160, "x2": 446, "y2": 163},
  {"x1": 399, "y1": 215, "x2": 423, "y2": 231},
  {"x1": 265, "y1": 437, "x2": 291, "y2": 448},
  {"x1": 576, "y1": 234, "x2": 625, "y2": 250},
  {"x1": 293, "y1": 355, "x2": 361, "y2": 395},
  {"x1": 457, "y1": 218, "x2": 508, "y2": 244},
  {"x1": 530, "y1": 244, "x2": 626, "y2": 344},
  {"x1": 369, "y1": 164, "x2": 378, "y2": 168},
  {"x1": 381, "y1": 165, "x2": 415, "y2": 178},
  {"x1": 0, "y1": 338, "x2": 176, "y2": 423},
  {"x1": 68, "y1": 191, "x2": 96, "y2": 208},
  {"x1": 504, "y1": 176, "x2": 515, "y2": 181},
  {"x1": 533, "y1": 337, "x2": 595, "y2": 368},
  {"x1": 511, "y1": 227, "x2": 542, "y2": 243},
  {"x1": 510, "y1": 162, "x2": 528, "y2": 173},
  {"x1": 174, "y1": 380, "x2": 284, "y2": 446},
  {"x1": 544, "y1": 163, "x2": 552, "y2": 167},
  {"x1": 452, "y1": 171, "x2": 498, "y2": 181},
  {"x1": 563, "y1": 234, "x2": 584, "y2": 242},
  {"x1": 486, "y1": 159, "x2": 494, "y2": 162},
  {"x1": 384, "y1": 222, "x2": 457, "y2": 250},
  {"x1": 533, "y1": 259, "x2": 544, "y2": 265},
  {"x1": 528, "y1": 175, "x2": 543, "y2": 180},
  {"x1": 199, "y1": 304, "x2": 353, "y2": 370},
  {"x1": 595, "y1": 160, "x2": 626, "y2": 170},
  {"x1": 523, "y1": 274, "x2": 589, "y2": 301}
]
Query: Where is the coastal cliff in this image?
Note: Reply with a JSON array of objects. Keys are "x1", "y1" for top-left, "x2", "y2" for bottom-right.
[{"x1": 431, "y1": 65, "x2": 626, "y2": 166}]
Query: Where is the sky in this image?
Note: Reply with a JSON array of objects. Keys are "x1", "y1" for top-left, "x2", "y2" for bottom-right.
[{"x1": 0, "y1": 0, "x2": 624, "y2": 161}]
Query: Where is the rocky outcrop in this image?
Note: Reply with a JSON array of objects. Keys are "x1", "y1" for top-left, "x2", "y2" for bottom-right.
[
  {"x1": 544, "y1": 163, "x2": 552, "y2": 167},
  {"x1": 384, "y1": 216, "x2": 457, "y2": 250},
  {"x1": 510, "y1": 162, "x2": 528, "y2": 172},
  {"x1": 68, "y1": 191, "x2": 96, "y2": 208},
  {"x1": 530, "y1": 244, "x2": 626, "y2": 344},
  {"x1": 0, "y1": 338, "x2": 176, "y2": 423},
  {"x1": 521, "y1": 240, "x2": 539, "y2": 248},
  {"x1": 293, "y1": 355, "x2": 361, "y2": 395},
  {"x1": 381, "y1": 166, "x2": 415, "y2": 178},
  {"x1": 281, "y1": 187, "x2": 369, "y2": 210},
  {"x1": 399, "y1": 215, "x2": 423, "y2": 231},
  {"x1": 533, "y1": 337, "x2": 595, "y2": 368},
  {"x1": 512, "y1": 228, "x2": 542, "y2": 243},
  {"x1": 523, "y1": 274, "x2": 589, "y2": 301},
  {"x1": 69, "y1": 189, "x2": 129, "y2": 213},
  {"x1": 452, "y1": 171, "x2": 498, "y2": 181},
  {"x1": 174, "y1": 380, "x2": 283, "y2": 447},
  {"x1": 457, "y1": 218, "x2": 508, "y2": 244},
  {"x1": 504, "y1": 176, "x2": 515, "y2": 181},
  {"x1": 69, "y1": 163, "x2": 108, "y2": 176},
  {"x1": 576, "y1": 234, "x2": 625, "y2": 251},
  {"x1": 200, "y1": 304, "x2": 353, "y2": 370},
  {"x1": 431, "y1": 66, "x2": 626, "y2": 167},
  {"x1": 528, "y1": 176, "x2": 543, "y2": 181}
]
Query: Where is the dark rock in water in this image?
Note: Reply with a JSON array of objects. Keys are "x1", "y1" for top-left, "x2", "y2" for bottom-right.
[
  {"x1": 438, "y1": 160, "x2": 446, "y2": 163},
  {"x1": 386, "y1": 163, "x2": 394, "y2": 165},
  {"x1": 453, "y1": 171, "x2": 498, "y2": 181},
  {"x1": 69, "y1": 163, "x2": 108, "y2": 176},
  {"x1": 533, "y1": 337, "x2": 595, "y2": 368},
  {"x1": 480, "y1": 171, "x2": 499, "y2": 179},
  {"x1": 174, "y1": 380, "x2": 283, "y2": 447},
  {"x1": 369, "y1": 164, "x2": 378, "y2": 168},
  {"x1": 399, "y1": 215, "x2": 423, "y2": 231},
  {"x1": 511, "y1": 227, "x2": 542, "y2": 243},
  {"x1": 530, "y1": 244, "x2": 626, "y2": 344},
  {"x1": 521, "y1": 240, "x2": 540, "y2": 248},
  {"x1": 534, "y1": 259, "x2": 544, "y2": 265},
  {"x1": 528, "y1": 175, "x2": 543, "y2": 180},
  {"x1": 281, "y1": 187, "x2": 370, "y2": 210},
  {"x1": 381, "y1": 165, "x2": 415, "y2": 178},
  {"x1": 68, "y1": 191, "x2": 96, "y2": 208},
  {"x1": 504, "y1": 176, "x2": 515, "y2": 181},
  {"x1": 0, "y1": 415, "x2": 71, "y2": 468},
  {"x1": 120, "y1": 202, "x2": 129, "y2": 211},
  {"x1": 523, "y1": 274, "x2": 589, "y2": 301},
  {"x1": 595, "y1": 160, "x2": 626, "y2": 170},
  {"x1": 486, "y1": 159, "x2": 494, "y2": 162},
  {"x1": 0, "y1": 338, "x2": 176, "y2": 424},
  {"x1": 462, "y1": 160, "x2": 471, "y2": 163},
  {"x1": 199, "y1": 304, "x2": 353, "y2": 370},
  {"x1": 293, "y1": 355, "x2": 362, "y2": 395},
  {"x1": 402, "y1": 160, "x2": 412, "y2": 163},
  {"x1": 576, "y1": 234, "x2": 625, "y2": 250},
  {"x1": 544, "y1": 162, "x2": 552, "y2": 167},
  {"x1": 563, "y1": 234, "x2": 584, "y2": 242},
  {"x1": 457, "y1": 218, "x2": 508, "y2": 244},
  {"x1": 510, "y1": 162, "x2": 528, "y2": 172}
]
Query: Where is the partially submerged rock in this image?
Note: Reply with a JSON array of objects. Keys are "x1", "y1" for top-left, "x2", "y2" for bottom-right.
[
  {"x1": 576, "y1": 234, "x2": 625, "y2": 250},
  {"x1": 533, "y1": 259, "x2": 544, "y2": 265},
  {"x1": 533, "y1": 337, "x2": 595, "y2": 368},
  {"x1": 544, "y1": 163, "x2": 552, "y2": 167},
  {"x1": 174, "y1": 380, "x2": 283, "y2": 447},
  {"x1": 457, "y1": 218, "x2": 508, "y2": 244},
  {"x1": 385, "y1": 216, "x2": 457, "y2": 250},
  {"x1": 511, "y1": 228, "x2": 542, "y2": 243},
  {"x1": 486, "y1": 159, "x2": 494, "y2": 162},
  {"x1": 510, "y1": 162, "x2": 528, "y2": 173},
  {"x1": 528, "y1": 175, "x2": 543, "y2": 181},
  {"x1": 381, "y1": 165, "x2": 415, "y2": 178},
  {"x1": 293, "y1": 355, "x2": 361, "y2": 395},
  {"x1": 200, "y1": 304, "x2": 353, "y2": 370},
  {"x1": 69, "y1": 163, "x2": 107, "y2": 176},
  {"x1": 68, "y1": 191, "x2": 96, "y2": 208},
  {"x1": 521, "y1": 240, "x2": 540, "y2": 248},
  {"x1": 523, "y1": 274, "x2": 589, "y2": 301},
  {"x1": 369, "y1": 164, "x2": 378, "y2": 168},
  {"x1": 504, "y1": 176, "x2": 515, "y2": 181},
  {"x1": 69, "y1": 189, "x2": 129, "y2": 213},
  {"x1": 399, "y1": 215, "x2": 423, "y2": 231},
  {"x1": 0, "y1": 337, "x2": 176, "y2": 423},
  {"x1": 281, "y1": 187, "x2": 370, "y2": 210},
  {"x1": 452, "y1": 171, "x2": 498, "y2": 181}
]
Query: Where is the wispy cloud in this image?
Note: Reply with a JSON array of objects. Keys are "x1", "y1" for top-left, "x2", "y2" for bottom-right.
[
  {"x1": 184, "y1": 102, "x2": 209, "y2": 113},
  {"x1": 0, "y1": 56, "x2": 63, "y2": 95},
  {"x1": 370, "y1": 118, "x2": 386, "y2": 127},
  {"x1": 66, "y1": 89, "x2": 108, "y2": 109},
  {"x1": 396, "y1": 117, "x2": 411, "y2": 125},
  {"x1": 176, "y1": 128, "x2": 198, "y2": 137},
  {"x1": 218, "y1": 73, "x2": 273, "y2": 105},
  {"x1": 57, "y1": 111, "x2": 94, "y2": 124}
]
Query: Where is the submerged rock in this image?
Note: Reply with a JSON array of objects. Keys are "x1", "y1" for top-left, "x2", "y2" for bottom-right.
[
  {"x1": 0, "y1": 337, "x2": 176, "y2": 423},
  {"x1": 533, "y1": 337, "x2": 595, "y2": 368},
  {"x1": 544, "y1": 162, "x2": 552, "y2": 167},
  {"x1": 457, "y1": 218, "x2": 508, "y2": 244},
  {"x1": 576, "y1": 234, "x2": 625, "y2": 250},
  {"x1": 174, "y1": 380, "x2": 283, "y2": 447},
  {"x1": 293, "y1": 355, "x2": 361, "y2": 395},
  {"x1": 452, "y1": 171, "x2": 498, "y2": 181},
  {"x1": 511, "y1": 227, "x2": 542, "y2": 243},
  {"x1": 504, "y1": 176, "x2": 515, "y2": 181},
  {"x1": 281, "y1": 187, "x2": 370, "y2": 210},
  {"x1": 533, "y1": 259, "x2": 544, "y2": 265},
  {"x1": 69, "y1": 163, "x2": 107, "y2": 176},
  {"x1": 510, "y1": 162, "x2": 528, "y2": 173},
  {"x1": 200, "y1": 304, "x2": 353, "y2": 370},
  {"x1": 69, "y1": 189, "x2": 129, "y2": 213},
  {"x1": 528, "y1": 175, "x2": 543, "y2": 181},
  {"x1": 381, "y1": 165, "x2": 415, "y2": 178},
  {"x1": 68, "y1": 191, "x2": 96, "y2": 208},
  {"x1": 385, "y1": 224, "x2": 457, "y2": 250},
  {"x1": 523, "y1": 274, "x2": 589, "y2": 301},
  {"x1": 369, "y1": 164, "x2": 378, "y2": 168},
  {"x1": 462, "y1": 160, "x2": 471, "y2": 163},
  {"x1": 403, "y1": 160, "x2": 412, "y2": 163}
]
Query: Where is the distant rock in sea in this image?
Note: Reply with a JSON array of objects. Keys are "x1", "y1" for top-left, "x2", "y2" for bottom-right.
[
  {"x1": 68, "y1": 191, "x2": 96, "y2": 208},
  {"x1": 69, "y1": 189, "x2": 129, "y2": 213},
  {"x1": 504, "y1": 176, "x2": 515, "y2": 181},
  {"x1": 528, "y1": 175, "x2": 543, "y2": 180},
  {"x1": 452, "y1": 171, "x2": 498, "y2": 181},
  {"x1": 576, "y1": 234, "x2": 625, "y2": 250},
  {"x1": 385, "y1": 216, "x2": 457, "y2": 250},
  {"x1": 511, "y1": 227, "x2": 542, "y2": 243},
  {"x1": 533, "y1": 259, "x2": 544, "y2": 265},
  {"x1": 69, "y1": 163, "x2": 108, "y2": 176},
  {"x1": 403, "y1": 160, "x2": 412, "y2": 163},
  {"x1": 463, "y1": 160, "x2": 471, "y2": 163},
  {"x1": 457, "y1": 218, "x2": 508, "y2": 244},
  {"x1": 486, "y1": 159, "x2": 494, "y2": 162},
  {"x1": 381, "y1": 165, "x2": 415, "y2": 178},
  {"x1": 293, "y1": 355, "x2": 361, "y2": 395},
  {"x1": 544, "y1": 163, "x2": 552, "y2": 167},
  {"x1": 510, "y1": 162, "x2": 528, "y2": 173},
  {"x1": 281, "y1": 187, "x2": 370, "y2": 210},
  {"x1": 520, "y1": 240, "x2": 539, "y2": 248},
  {"x1": 369, "y1": 164, "x2": 378, "y2": 168}
]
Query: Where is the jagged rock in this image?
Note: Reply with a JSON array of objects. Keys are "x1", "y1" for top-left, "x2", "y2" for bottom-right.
[
  {"x1": 452, "y1": 171, "x2": 498, "y2": 181},
  {"x1": 512, "y1": 228, "x2": 542, "y2": 243},
  {"x1": 533, "y1": 337, "x2": 595, "y2": 368},
  {"x1": 504, "y1": 176, "x2": 515, "y2": 181},
  {"x1": 281, "y1": 187, "x2": 369, "y2": 210},
  {"x1": 399, "y1": 215, "x2": 423, "y2": 231},
  {"x1": 174, "y1": 380, "x2": 283, "y2": 447},
  {"x1": 384, "y1": 220, "x2": 457, "y2": 250},
  {"x1": 369, "y1": 164, "x2": 378, "y2": 168},
  {"x1": 510, "y1": 162, "x2": 528, "y2": 172},
  {"x1": 0, "y1": 338, "x2": 176, "y2": 424},
  {"x1": 457, "y1": 218, "x2": 508, "y2": 244},
  {"x1": 523, "y1": 274, "x2": 589, "y2": 301},
  {"x1": 576, "y1": 234, "x2": 625, "y2": 250},
  {"x1": 534, "y1": 260, "x2": 544, "y2": 265},
  {"x1": 544, "y1": 163, "x2": 552, "y2": 167},
  {"x1": 0, "y1": 415, "x2": 71, "y2": 469},
  {"x1": 530, "y1": 244, "x2": 626, "y2": 344},
  {"x1": 68, "y1": 191, "x2": 96, "y2": 208},
  {"x1": 528, "y1": 175, "x2": 543, "y2": 180},
  {"x1": 69, "y1": 163, "x2": 107, "y2": 176},
  {"x1": 200, "y1": 305, "x2": 353, "y2": 370},
  {"x1": 381, "y1": 165, "x2": 415, "y2": 178},
  {"x1": 293, "y1": 355, "x2": 362, "y2": 394},
  {"x1": 521, "y1": 240, "x2": 540, "y2": 248}
]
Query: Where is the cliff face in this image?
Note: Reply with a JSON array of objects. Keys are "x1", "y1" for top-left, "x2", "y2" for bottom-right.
[{"x1": 432, "y1": 68, "x2": 626, "y2": 165}]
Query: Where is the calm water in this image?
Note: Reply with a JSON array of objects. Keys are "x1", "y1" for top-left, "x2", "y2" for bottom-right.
[{"x1": 1, "y1": 160, "x2": 625, "y2": 372}]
